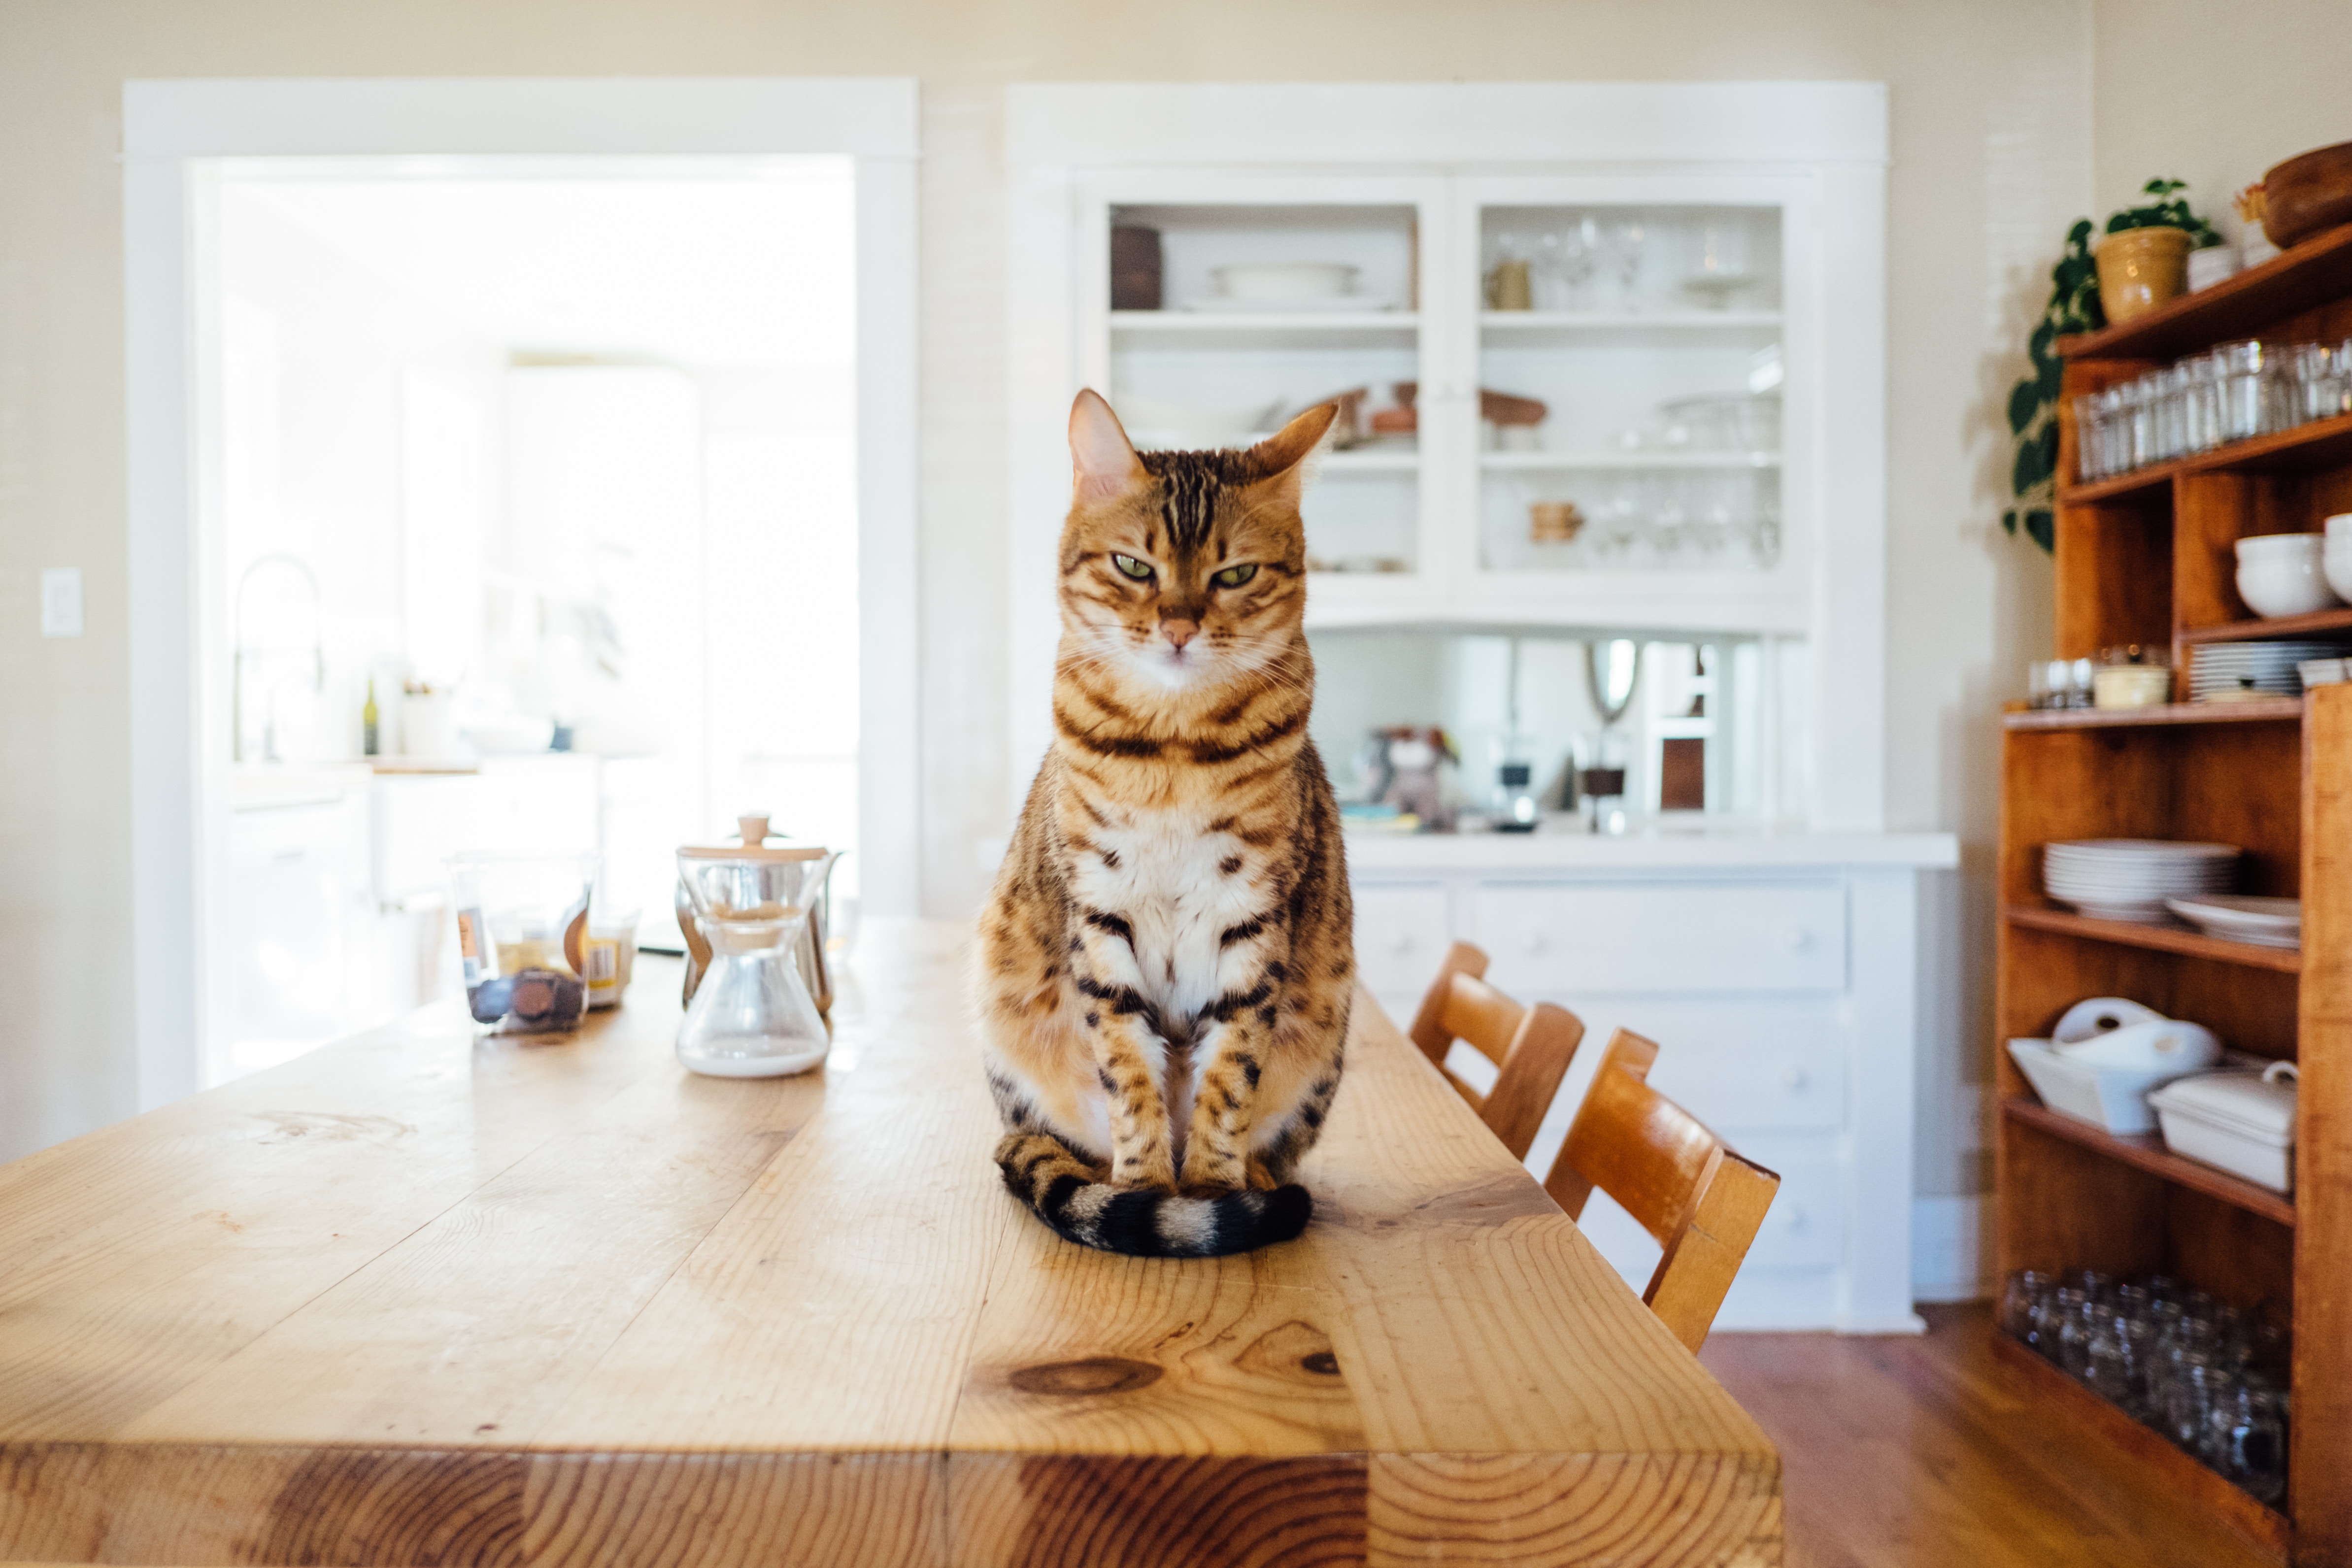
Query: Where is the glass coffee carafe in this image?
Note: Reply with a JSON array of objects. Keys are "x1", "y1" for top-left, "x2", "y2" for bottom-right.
[{"x1": 674, "y1": 844, "x2": 840, "y2": 1077}]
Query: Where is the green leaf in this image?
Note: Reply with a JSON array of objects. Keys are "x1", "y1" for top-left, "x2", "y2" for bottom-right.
[
  {"x1": 2002, "y1": 506, "x2": 2020, "y2": 537},
  {"x1": 2015, "y1": 436, "x2": 2052, "y2": 492},
  {"x1": 2026, "y1": 508, "x2": 2055, "y2": 553},
  {"x1": 2009, "y1": 381, "x2": 2042, "y2": 435}
]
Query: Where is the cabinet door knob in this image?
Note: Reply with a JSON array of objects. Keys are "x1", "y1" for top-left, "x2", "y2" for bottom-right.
[
  {"x1": 1523, "y1": 931, "x2": 1547, "y2": 955},
  {"x1": 1389, "y1": 931, "x2": 1415, "y2": 955},
  {"x1": 1780, "y1": 1064, "x2": 1809, "y2": 1091},
  {"x1": 1783, "y1": 927, "x2": 1813, "y2": 954},
  {"x1": 1778, "y1": 1204, "x2": 1805, "y2": 1232}
]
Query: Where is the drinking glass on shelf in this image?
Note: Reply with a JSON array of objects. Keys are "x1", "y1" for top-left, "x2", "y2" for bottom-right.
[
  {"x1": 2288, "y1": 341, "x2": 2340, "y2": 425},
  {"x1": 2209, "y1": 1382, "x2": 2289, "y2": 1503},
  {"x1": 2167, "y1": 1353, "x2": 2225, "y2": 1455},
  {"x1": 2185, "y1": 354, "x2": 2222, "y2": 452},
  {"x1": 1534, "y1": 217, "x2": 1598, "y2": 310},
  {"x1": 2217, "y1": 340, "x2": 2269, "y2": 442},
  {"x1": 1607, "y1": 219, "x2": 1646, "y2": 312},
  {"x1": 2125, "y1": 376, "x2": 2157, "y2": 469},
  {"x1": 2085, "y1": 1316, "x2": 2144, "y2": 1414},
  {"x1": 2055, "y1": 1287, "x2": 2100, "y2": 1378},
  {"x1": 2001, "y1": 1270, "x2": 2055, "y2": 1349},
  {"x1": 2158, "y1": 363, "x2": 2192, "y2": 460},
  {"x1": 2072, "y1": 394, "x2": 2105, "y2": 481}
]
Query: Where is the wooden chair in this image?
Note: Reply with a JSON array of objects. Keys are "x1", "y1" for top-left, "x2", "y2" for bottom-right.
[
  {"x1": 1406, "y1": 942, "x2": 1585, "y2": 1161},
  {"x1": 1544, "y1": 1027, "x2": 1781, "y2": 1353}
]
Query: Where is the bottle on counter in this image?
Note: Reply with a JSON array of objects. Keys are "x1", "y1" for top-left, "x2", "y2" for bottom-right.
[{"x1": 361, "y1": 678, "x2": 379, "y2": 757}]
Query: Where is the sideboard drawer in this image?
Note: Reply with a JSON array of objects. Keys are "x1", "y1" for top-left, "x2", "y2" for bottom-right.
[
  {"x1": 1351, "y1": 883, "x2": 1451, "y2": 1000},
  {"x1": 1648, "y1": 1036, "x2": 1847, "y2": 1133},
  {"x1": 1469, "y1": 882, "x2": 1847, "y2": 995}
]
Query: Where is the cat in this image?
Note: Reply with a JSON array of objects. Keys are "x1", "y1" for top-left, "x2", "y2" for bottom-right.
[{"x1": 974, "y1": 390, "x2": 1356, "y2": 1257}]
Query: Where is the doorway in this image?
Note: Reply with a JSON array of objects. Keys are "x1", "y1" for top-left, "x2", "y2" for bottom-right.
[{"x1": 126, "y1": 80, "x2": 917, "y2": 1102}]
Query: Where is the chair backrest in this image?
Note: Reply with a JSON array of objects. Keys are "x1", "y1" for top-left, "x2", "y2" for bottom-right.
[
  {"x1": 1544, "y1": 1028, "x2": 1781, "y2": 1353},
  {"x1": 1406, "y1": 941, "x2": 1585, "y2": 1161}
]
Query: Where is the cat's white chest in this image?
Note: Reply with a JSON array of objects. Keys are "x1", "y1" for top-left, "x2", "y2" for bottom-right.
[{"x1": 1073, "y1": 808, "x2": 1258, "y2": 1033}]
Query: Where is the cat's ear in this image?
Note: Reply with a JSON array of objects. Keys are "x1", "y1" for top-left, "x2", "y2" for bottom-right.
[
  {"x1": 1070, "y1": 389, "x2": 1147, "y2": 506},
  {"x1": 1241, "y1": 402, "x2": 1340, "y2": 508}
]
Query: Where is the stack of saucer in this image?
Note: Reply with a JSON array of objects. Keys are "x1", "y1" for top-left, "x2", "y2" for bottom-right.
[
  {"x1": 2189, "y1": 641, "x2": 2340, "y2": 701},
  {"x1": 2044, "y1": 839, "x2": 2239, "y2": 924}
]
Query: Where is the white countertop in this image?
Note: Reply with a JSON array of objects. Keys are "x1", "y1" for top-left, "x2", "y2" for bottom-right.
[{"x1": 1343, "y1": 823, "x2": 1958, "y2": 871}]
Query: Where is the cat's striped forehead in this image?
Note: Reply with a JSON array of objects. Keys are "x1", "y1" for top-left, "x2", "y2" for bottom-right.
[{"x1": 1136, "y1": 448, "x2": 1269, "y2": 553}]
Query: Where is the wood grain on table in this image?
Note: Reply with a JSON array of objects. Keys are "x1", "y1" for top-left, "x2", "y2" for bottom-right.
[{"x1": 0, "y1": 921, "x2": 1779, "y2": 1568}]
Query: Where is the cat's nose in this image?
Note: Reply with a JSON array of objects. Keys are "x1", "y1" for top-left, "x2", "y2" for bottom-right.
[{"x1": 1161, "y1": 618, "x2": 1200, "y2": 651}]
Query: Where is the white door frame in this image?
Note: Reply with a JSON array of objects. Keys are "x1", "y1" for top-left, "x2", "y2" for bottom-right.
[{"x1": 124, "y1": 77, "x2": 920, "y2": 1111}]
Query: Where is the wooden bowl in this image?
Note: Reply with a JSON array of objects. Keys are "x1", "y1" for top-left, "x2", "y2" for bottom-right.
[{"x1": 2262, "y1": 141, "x2": 2352, "y2": 249}]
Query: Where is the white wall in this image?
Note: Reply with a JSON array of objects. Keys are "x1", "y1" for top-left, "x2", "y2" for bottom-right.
[{"x1": 0, "y1": 0, "x2": 2267, "y2": 1197}]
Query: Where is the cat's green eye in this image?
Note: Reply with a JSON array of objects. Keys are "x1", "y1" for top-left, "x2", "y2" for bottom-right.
[
  {"x1": 1211, "y1": 563, "x2": 1258, "y2": 589},
  {"x1": 1111, "y1": 554, "x2": 1153, "y2": 581}
]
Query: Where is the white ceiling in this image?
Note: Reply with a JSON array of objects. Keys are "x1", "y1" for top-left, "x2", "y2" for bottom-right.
[{"x1": 224, "y1": 160, "x2": 858, "y2": 369}]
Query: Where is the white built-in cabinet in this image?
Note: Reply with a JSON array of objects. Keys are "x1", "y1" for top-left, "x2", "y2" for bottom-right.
[
  {"x1": 1005, "y1": 84, "x2": 1955, "y2": 1329},
  {"x1": 1007, "y1": 82, "x2": 1892, "y2": 833}
]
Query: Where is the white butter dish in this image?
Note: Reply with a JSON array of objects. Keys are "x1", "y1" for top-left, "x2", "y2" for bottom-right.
[{"x1": 2148, "y1": 1063, "x2": 2298, "y2": 1194}]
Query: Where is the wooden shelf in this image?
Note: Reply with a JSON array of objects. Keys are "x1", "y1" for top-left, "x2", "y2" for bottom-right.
[
  {"x1": 2004, "y1": 904, "x2": 2303, "y2": 973},
  {"x1": 2025, "y1": 212, "x2": 2352, "y2": 1564},
  {"x1": 2004, "y1": 1097, "x2": 2297, "y2": 1226},
  {"x1": 2003, "y1": 698, "x2": 2304, "y2": 730},
  {"x1": 2181, "y1": 607, "x2": 2352, "y2": 645},
  {"x1": 2059, "y1": 410, "x2": 2352, "y2": 505},
  {"x1": 2058, "y1": 222, "x2": 2352, "y2": 364},
  {"x1": 1988, "y1": 1334, "x2": 2291, "y2": 1557}
]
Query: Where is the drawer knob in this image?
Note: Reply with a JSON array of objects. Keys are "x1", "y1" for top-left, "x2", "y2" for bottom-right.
[
  {"x1": 1783, "y1": 927, "x2": 1814, "y2": 955},
  {"x1": 1778, "y1": 1204, "x2": 1806, "y2": 1232},
  {"x1": 1780, "y1": 1064, "x2": 1809, "y2": 1091},
  {"x1": 1523, "y1": 932, "x2": 1547, "y2": 955},
  {"x1": 1389, "y1": 932, "x2": 1415, "y2": 955}
]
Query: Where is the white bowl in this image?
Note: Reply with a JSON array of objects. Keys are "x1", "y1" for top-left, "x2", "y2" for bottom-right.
[
  {"x1": 2326, "y1": 511, "x2": 2352, "y2": 545},
  {"x1": 2239, "y1": 555, "x2": 2343, "y2": 617},
  {"x1": 2325, "y1": 549, "x2": 2352, "y2": 604},
  {"x1": 1211, "y1": 262, "x2": 1359, "y2": 302},
  {"x1": 2237, "y1": 532, "x2": 2324, "y2": 557}
]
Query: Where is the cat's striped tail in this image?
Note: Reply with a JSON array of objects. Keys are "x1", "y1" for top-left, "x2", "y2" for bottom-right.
[{"x1": 993, "y1": 1133, "x2": 1311, "y2": 1257}]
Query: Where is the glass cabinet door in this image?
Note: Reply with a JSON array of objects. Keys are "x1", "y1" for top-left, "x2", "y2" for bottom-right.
[
  {"x1": 1458, "y1": 186, "x2": 1792, "y2": 593},
  {"x1": 1080, "y1": 181, "x2": 1444, "y2": 606}
]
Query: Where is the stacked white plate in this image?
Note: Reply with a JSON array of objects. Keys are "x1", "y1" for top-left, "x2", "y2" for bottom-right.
[
  {"x1": 2163, "y1": 894, "x2": 2301, "y2": 949},
  {"x1": 2043, "y1": 839, "x2": 2240, "y2": 923},
  {"x1": 2189, "y1": 640, "x2": 2340, "y2": 701}
]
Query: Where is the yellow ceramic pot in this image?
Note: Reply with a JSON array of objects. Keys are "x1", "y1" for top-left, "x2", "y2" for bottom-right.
[{"x1": 2096, "y1": 227, "x2": 2193, "y2": 324}]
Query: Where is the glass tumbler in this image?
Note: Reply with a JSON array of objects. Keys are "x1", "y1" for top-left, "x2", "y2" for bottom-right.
[
  {"x1": 2055, "y1": 1288, "x2": 2100, "y2": 1379},
  {"x1": 2210, "y1": 1383, "x2": 2289, "y2": 1503},
  {"x1": 2002, "y1": 1270, "x2": 2054, "y2": 1347},
  {"x1": 2217, "y1": 341, "x2": 2269, "y2": 442}
]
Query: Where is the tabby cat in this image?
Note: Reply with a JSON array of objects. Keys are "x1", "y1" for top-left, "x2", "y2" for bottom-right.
[{"x1": 975, "y1": 390, "x2": 1355, "y2": 1257}]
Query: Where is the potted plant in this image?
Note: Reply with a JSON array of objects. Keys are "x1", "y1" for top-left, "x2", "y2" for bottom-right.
[{"x1": 2096, "y1": 178, "x2": 2224, "y2": 324}]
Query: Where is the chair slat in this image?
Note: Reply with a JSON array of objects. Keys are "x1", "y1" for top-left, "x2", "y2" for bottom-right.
[
  {"x1": 1441, "y1": 973, "x2": 1526, "y2": 1068},
  {"x1": 1478, "y1": 1002, "x2": 1584, "y2": 1161},
  {"x1": 1543, "y1": 1028, "x2": 1781, "y2": 1353},
  {"x1": 1407, "y1": 942, "x2": 1488, "y2": 1068}
]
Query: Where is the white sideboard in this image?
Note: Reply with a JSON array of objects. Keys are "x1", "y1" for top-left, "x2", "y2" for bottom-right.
[{"x1": 1349, "y1": 829, "x2": 1956, "y2": 1333}]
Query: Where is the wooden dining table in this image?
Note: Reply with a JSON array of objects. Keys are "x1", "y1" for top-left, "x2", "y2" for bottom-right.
[{"x1": 0, "y1": 920, "x2": 1779, "y2": 1567}]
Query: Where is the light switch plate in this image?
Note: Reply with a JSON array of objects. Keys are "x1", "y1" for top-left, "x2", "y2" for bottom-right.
[{"x1": 40, "y1": 567, "x2": 82, "y2": 637}]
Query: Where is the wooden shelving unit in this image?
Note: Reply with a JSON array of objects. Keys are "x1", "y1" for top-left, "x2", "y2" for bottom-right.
[{"x1": 2002, "y1": 222, "x2": 2352, "y2": 1565}]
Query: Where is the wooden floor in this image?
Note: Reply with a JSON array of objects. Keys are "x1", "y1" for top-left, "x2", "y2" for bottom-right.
[{"x1": 1701, "y1": 1303, "x2": 2281, "y2": 1568}]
